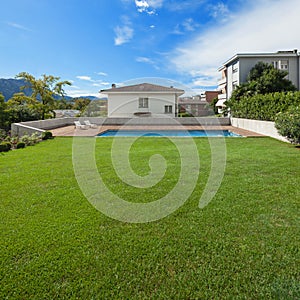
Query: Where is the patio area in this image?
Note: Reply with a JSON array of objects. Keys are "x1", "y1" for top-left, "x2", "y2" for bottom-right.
[{"x1": 50, "y1": 124, "x2": 264, "y2": 137}]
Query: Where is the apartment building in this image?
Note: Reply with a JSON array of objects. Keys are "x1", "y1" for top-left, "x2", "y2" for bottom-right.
[{"x1": 216, "y1": 50, "x2": 300, "y2": 110}]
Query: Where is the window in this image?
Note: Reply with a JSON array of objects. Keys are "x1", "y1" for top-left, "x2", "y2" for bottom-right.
[
  {"x1": 164, "y1": 105, "x2": 172, "y2": 114},
  {"x1": 272, "y1": 61, "x2": 279, "y2": 69},
  {"x1": 232, "y1": 63, "x2": 238, "y2": 73},
  {"x1": 280, "y1": 60, "x2": 289, "y2": 70},
  {"x1": 138, "y1": 98, "x2": 148, "y2": 108}
]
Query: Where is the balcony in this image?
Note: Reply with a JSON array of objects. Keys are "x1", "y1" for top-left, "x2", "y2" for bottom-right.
[
  {"x1": 218, "y1": 77, "x2": 227, "y2": 86},
  {"x1": 218, "y1": 93, "x2": 227, "y2": 101}
]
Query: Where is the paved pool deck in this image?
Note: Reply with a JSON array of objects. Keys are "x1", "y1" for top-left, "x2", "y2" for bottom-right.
[{"x1": 51, "y1": 125, "x2": 264, "y2": 137}]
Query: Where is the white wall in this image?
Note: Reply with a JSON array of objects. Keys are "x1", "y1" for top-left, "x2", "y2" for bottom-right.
[
  {"x1": 108, "y1": 93, "x2": 176, "y2": 117},
  {"x1": 231, "y1": 117, "x2": 289, "y2": 142}
]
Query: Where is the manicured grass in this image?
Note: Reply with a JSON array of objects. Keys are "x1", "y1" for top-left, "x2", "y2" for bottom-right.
[{"x1": 1, "y1": 137, "x2": 299, "y2": 299}]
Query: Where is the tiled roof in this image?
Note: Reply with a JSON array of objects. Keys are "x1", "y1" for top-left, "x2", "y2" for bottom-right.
[{"x1": 101, "y1": 83, "x2": 184, "y2": 94}]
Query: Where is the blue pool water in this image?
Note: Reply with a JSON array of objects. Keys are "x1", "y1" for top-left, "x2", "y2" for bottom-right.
[{"x1": 97, "y1": 130, "x2": 241, "y2": 137}]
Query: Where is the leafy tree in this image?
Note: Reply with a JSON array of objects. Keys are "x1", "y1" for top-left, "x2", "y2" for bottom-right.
[
  {"x1": 6, "y1": 92, "x2": 43, "y2": 123},
  {"x1": 247, "y1": 61, "x2": 273, "y2": 81},
  {"x1": 275, "y1": 105, "x2": 300, "y2": 144},
  {"x1": 209, "y1": 97, "x2": 219, "y2": 114},
  {"x1": 73, "y1": 98, "x2": 91, "y2": 111},
  {"x1": 226, "y1": 62, "x2": 297, "y2": 117},
  {"x1": 16, "y1": 72, "x2": 72, "y2": 119},
  {"x1": 80, "y1": 100, "x2": 103, "y2": 117},
  {"x1": 54, "y1": 98, "x2": 74, "y2": 110},
  {"x1": 230, "y1": 62, "x2": 296, "y2": 101},
  {"x1": 0, "y1": 93, "x2": 8, "y2": 129}
]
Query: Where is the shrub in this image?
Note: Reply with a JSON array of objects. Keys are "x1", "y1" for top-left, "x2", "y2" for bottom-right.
[
  {"x1": 275, "y1": 105, "x2": 300, "y2": 144},
  {"x1": 20, "y1": 133, "x2": 40, "y2": 146},
  {"x1": 42, "y1": 131, "x2": 53, "y2": 140},
  {"x1": 9, "y1": 136, "x2": 19, "y2": 149},
  {"x1": 0, "y1": 142, "x2": 11, "y2": 152},
  {"x1": 0, "y1": 129, "x2": 7, "y2": 141},
  {"x1": 227, "y1": 91, "x2": 300, "y2": 121},
  {"x1": 16, "y1": 142, "x2": 26, "y2": 149}
]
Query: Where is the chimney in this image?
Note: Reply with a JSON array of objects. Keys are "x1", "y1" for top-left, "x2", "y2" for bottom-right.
[
  {"x1": 112, "y1": 83, "x2": 116, "y2": 88},
  {"x1": 294, "y1": 49, "x2": 298, "y2": 54}
]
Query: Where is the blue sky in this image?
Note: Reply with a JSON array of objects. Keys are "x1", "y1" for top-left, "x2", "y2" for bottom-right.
[{"x1": 1, "y1": 0, "x2": 299, "y2": 97}]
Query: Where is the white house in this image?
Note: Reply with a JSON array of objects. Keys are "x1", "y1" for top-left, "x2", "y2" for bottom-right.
[
  {"x1": 216, "y1": 49, "x2": 300, "y2": 112},
  {"x1": 101, "y1": 83, "x2": 185, "y2": 117}
]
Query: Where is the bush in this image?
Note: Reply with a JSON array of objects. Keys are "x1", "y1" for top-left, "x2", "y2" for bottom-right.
[
  {"x1": 0, "y1": 129, "x2": 7, "y2": 141},
  {"x1": 275, "y1": 105, "x2": 300, "y2": 144},
  {"x1": 16, "y1": 142, "x2": 26, "y2": 149},
  {"x1": 0, "y1": 142, "x2": 11, "y2": 152},
  {"x1": 9, "y1": 136, "x2": 19, "y2": 149},
  {"x1": 20, "y1": 133, "x2": 40, "y2": 146},
  {"x1": 42, "y1": 131, "x2": 53, "y2": 140},
  {"x1": 227, "y1": 91, "x2": 300, "y2": 121}
]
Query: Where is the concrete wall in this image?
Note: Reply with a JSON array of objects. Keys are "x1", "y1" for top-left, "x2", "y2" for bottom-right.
[
  {"x1": 12, "y1": 117, "x2": 231, "y2": 136},
  {"x1": 11, "y1": 123, "x2": 45, "y2": 137},
  {"x1": 231, "y1": 117, "x2": 288, "y2": 142}
]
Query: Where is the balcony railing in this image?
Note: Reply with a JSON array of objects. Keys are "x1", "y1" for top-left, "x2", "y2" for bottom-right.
[
  {"x1": 218, "y1": 93, "x2": 227, "y2": 100},
  {"x1": 218, "y1": 77, "x2": 227, "y2": 85}
]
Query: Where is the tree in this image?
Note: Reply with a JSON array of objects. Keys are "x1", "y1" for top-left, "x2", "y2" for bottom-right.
[
  {"x1": 6, "y1": 92, "x2": 43, "y2": 123},
  {"x1": 16, "y1": 72, "x2": 72, "y2": 119},
  {"x1": 0, "y1": 93, "x2": 8, "y2": 129},
  {"x1": 72, "y1": 98, "x2": 91, "y2": 111},
  {"x1": 226, "y1": 62, "x2": 297, "y2": 116},
  {"x1": 275, "y1": 105, "x2": 300, "y2": 144},
  {"x1": 230, "y1": 62, "x2": 296, "y2": 101}
]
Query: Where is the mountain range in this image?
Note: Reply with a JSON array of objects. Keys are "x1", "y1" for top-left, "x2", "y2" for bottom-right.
[{"x1": 0, "y1": 78, "x2": 106, "y2": 101}]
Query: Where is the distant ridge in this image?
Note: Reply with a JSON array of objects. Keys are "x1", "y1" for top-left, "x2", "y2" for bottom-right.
[
  {"x1": 0, "y1": 78, "x2": 31, "y2": 101},
  {"x1": 0, "y1": 78, "x2": 107, "y2": 101}
]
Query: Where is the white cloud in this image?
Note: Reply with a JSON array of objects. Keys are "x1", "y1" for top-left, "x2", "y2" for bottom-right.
[
  {"x1": 64, "y1": 88, "x2": 101, "y2": 98},
  {"x1": 173, "y1": 18, "x2": 199, "y2": 35},
  {"x1": 209, "y1": 2, "x2": 230, "y2": 20},
  {"x1": 170, "y1": 0, "x2": 300, "y2": 88},
  {"x1": 136, "y1": 56, "x2": 160, "y2": 70},
  {"x1": 182, "y1": 18, "x2": 197, "y2": 32},
  {"x1": 114, "y1": 25, "x2": 134, "y2": 45},
  {"x1": 97, "y1": 72, "x2": 108, "y2": 76},
  {"x1": 6, "y1": 22, "x2": 32, "y2": 32},
  {"x1": 92, "y1": 82, "x2": 110, "y2": 87},
  {"x1": 136, "y1": 57, "x2": 153, "y2": 63},
  {"x1": 135, "y1": 0, "x2": 163, "y2": 14},
  {"x1": 76, "y1": 76, "x2": 92, "y2": 81},
  {"x1": 166, "y1": 0, "x2": 205, "y2": 12}
]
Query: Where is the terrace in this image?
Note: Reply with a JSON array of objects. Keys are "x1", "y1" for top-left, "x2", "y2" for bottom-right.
[{"x1": 11, "y1": 117, "x2": 264, "y2": 138}]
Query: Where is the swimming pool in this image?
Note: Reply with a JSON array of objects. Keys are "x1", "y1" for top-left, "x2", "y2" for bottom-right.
[{"x1": 97, "y1": 130, "x2": 241, "y2": 137}]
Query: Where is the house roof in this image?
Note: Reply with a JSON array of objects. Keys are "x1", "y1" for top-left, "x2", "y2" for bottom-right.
[{"x1": 101, "y1": 83, "x2": 185, "y2": 94}]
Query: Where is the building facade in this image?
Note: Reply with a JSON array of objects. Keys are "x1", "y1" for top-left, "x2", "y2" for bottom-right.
[
  {"x1": 101, "y1": 83, "x2": 184, "y2": 118},
  {"x1": 217, "y1": 50, "x2": 300, "y2": 110}
]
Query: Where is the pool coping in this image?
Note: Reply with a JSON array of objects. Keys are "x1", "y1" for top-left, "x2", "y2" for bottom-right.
[{"x1": 51, "y1": 125, "x2": 264, "y2": 137}]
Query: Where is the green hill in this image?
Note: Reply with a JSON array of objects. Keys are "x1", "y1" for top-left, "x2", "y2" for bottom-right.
[{"x1": 0, "y1": 78, "x2": 31, "y2": 101}]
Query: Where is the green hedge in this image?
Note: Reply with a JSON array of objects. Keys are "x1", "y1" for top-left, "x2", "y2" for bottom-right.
[
  {"x1": 227, "y1": 91, "x2": 300, "y2": 121},
  {"x1": 275, "y1": 105, "x2": 300, "y2": 144}
]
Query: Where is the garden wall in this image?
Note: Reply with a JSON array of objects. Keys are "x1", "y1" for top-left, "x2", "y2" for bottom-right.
[
  {"x1": 12, "y1": 117, "x2": 231, "y2": 137},
  {"x1": 231, "y1": 117, "x2": 288, "y2": 142}
]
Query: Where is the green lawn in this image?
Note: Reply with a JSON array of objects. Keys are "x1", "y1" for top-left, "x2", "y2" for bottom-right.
[{"x1": 1, "y1": 137, "x2": 299, "y2": 299}]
